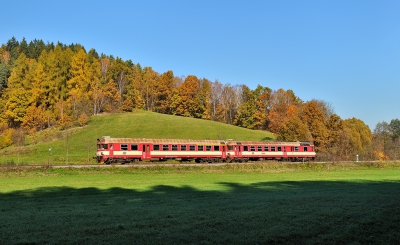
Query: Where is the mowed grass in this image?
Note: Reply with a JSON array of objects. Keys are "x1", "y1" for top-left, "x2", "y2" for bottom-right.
[
  {"x1": 1, "y1": 163, "x2": 400, "y2": 244},
  {"x1": 0, "y1": 110, "x2": 274, "y2": 165}
]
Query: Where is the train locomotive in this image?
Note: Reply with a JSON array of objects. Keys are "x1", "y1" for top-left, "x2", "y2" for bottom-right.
[{"x1": 96, "y1": 136, "x2": 316, "y2": 164}]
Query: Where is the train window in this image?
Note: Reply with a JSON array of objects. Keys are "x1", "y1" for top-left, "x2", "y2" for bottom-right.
[
  {"x1": 271, "y1": 146, "x2": 276, "y2": 151},
  {"x1": 294, "y1": 147, "x2": 299, "y2": 152},
  {"x1": 181, "y1": 145, "x2": 187, "y2": 151},
  {"x1": 278, "y1": 147, "x2": 282, "y2": 151},
  {"x1": 98, "y1": 144, "x2": 108, "y2": 150},
  {"x1": 131, "y1": 144, "x2": 138, "y2": 151},
  {"x1": 214, "y1": 146, "x2": 220, "y2": 151},
  {"x1": 154, "y1": 145, "x2": 160, "y2": 151},
  {"x1": 121, "y1": 144, "x2": 128, "y2": 150},
  {"x1": 258, "y1": 146, "x2": 262, "y2": 151},
  {"x1": 264, "y1": 146, "x2": 269, "y2": 151},
  {"x1": 304, "y1": 147, "x2": 308, "y2": 152},
  {"x1": 250, "y1": 146, "x2": 255, "y2": 151},
  {"x1": 206, "y1": 146, "x2": 212, "y2": 151},
  {"x1": 243, "y1": 146, "x2": 248, "y2": 151},
  {"x1": 163, "y1": 145, "x2": 169, "y2": 151},
  {"x1": 172, "y1": 145, "x2": 178, "y2": 151},
  {"x1": 228, "y1": 145, "x2": 233, "y2": 150},
  {"x1": 190, "y1": 145, "x2": 196, "y2": 151},
  {"x1": 198, "y1": 146, "x2": 204, "y2": 151}
]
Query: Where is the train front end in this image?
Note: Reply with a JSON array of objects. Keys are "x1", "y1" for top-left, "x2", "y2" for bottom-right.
[{"x1": 96, "y1": 136, "x2": 111, "y2": 163}]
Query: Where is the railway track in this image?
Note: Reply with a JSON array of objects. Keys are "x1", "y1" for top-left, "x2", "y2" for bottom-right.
[
  {"x1": 0, "y1": 162, "x2": 254, "y2": 169},
  {"x1": 1, "y1": 160, "x2": 373, "y2": 169}
]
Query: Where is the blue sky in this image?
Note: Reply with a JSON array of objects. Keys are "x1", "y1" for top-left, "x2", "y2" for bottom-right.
[{"x1": 2, "y1": 0, "x2": 400, "y2": 130}]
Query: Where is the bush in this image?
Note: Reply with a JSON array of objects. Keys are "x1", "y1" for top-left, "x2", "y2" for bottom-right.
[{"x1": 78, "y1": 112, "x2": 89, "y2": 127}]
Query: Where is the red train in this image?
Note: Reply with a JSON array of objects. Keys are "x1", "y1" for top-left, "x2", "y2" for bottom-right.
[{"x1": 96, "y1": 136, "x2": 316, "y2": 164}]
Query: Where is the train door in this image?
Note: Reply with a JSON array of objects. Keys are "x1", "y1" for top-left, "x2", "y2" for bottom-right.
[
  {"x1": 222, "y1": 145, "x2": 226, "y2": 159},
  {"x1": 142, "y1": 144, "x2": 151, "y2": 160},
  {"x1": 235, "y1": 145, "x2": 242, "y2": 158},
  {"x1": 283, "y1": 146, "x2": 288, "y2": 158},
  {"x1": 109, "y1": 144, "x2": 114, "y2": 158}
]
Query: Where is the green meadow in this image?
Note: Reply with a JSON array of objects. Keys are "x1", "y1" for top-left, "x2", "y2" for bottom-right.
[
  {"x1": 1, "y1": 163, "x2": 400, "y2": 244},
  {"x1": 0, "y1": 110, "x2": 274, "y2": 165}
]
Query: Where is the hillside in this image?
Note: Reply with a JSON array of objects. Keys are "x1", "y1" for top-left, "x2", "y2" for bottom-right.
[{"x1": 0, "y1": 110, "x2": 275, "y2": 165}]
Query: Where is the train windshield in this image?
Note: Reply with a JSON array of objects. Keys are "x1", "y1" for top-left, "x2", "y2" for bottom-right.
[{"x1": 98, "y1": 144, "x2": 108, "y2": 150}]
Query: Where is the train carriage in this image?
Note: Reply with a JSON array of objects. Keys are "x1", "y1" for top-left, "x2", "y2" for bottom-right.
[
  {"x1": 226, "y1": 140, "x2": 315, "y2": 162},
  {"x1": 96, "y1": 137, "x2": 227, "y2": 164}
]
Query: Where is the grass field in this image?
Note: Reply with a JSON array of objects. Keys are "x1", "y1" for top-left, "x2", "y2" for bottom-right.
[
  {"x1": 1, "y1": 162, "x2": 399, "y2": 244},
  {"x1": 0, "y1": 110, "x2": 274, "y2": 165}
]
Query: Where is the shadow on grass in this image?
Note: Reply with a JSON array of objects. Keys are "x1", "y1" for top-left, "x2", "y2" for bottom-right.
[{"x1": 1, "y1": 180, "x2": 400, "y2": 245}]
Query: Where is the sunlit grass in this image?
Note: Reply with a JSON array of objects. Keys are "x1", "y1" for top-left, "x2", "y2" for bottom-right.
[{"x1": 0, "y1": 164, "x2": 399, "y2": 244}]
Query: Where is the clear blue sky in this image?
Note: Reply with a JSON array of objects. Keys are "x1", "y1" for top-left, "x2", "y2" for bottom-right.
[{"x1": 3, "y1": 0, "x2": 400, "y2": 130}]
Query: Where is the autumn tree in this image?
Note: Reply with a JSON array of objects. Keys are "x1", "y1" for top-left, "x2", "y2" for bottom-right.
[
  {"x1": 267, "y1": 89, "x2": 302, "y2": 134},
  {"x1": 67, "y1": 48, "x2": 102, "y2": 117},
  {"x1": 2, "y1": 53, "x2": 35, "y2": 126},
  {"x1": 209, "y1": 80, "x2": 223, "y2": 121},
  {"x1": 234, "y1": 85, "x2": 257, "y2": 129},
  {"x1": 372, "y1": 119, "x2": 400, "y2": 160},
  {"x1": 253, "y1": 85, "x2": 272, "y2": 130},
  {"x1": 324, "y1": 114, "x2": 344, "y2": 160},
  {"x1": 277, "y1": 115, "x2": 311, "y2": 142},
  {"x1": 340, "y1": 118, "x2": 373, "y2": 160},
  {"x1": 300, "y1": 100, "x2": 331, "y2": 152},
  {"x1": 218, "y1": 84, "x2": 239, "y2": 124},
  {"x1": 171, "y1": 75, "x2": 206, "y2": 118},
  {"x1": 102, "y1": 80, "x2": 121, "y2": 112},
  {"x1": 199, "y1": 78, "x2": 212, "y2": 120},
  {"x1": 21, "y1": 105, "x2": 46, "y2": 133},
  {"x1": 153, "y1": 70, "x2": 176, "y2": 114},
  {"x1": 142, "y1": 67, "x2": 158, "y2": 111},
  {"x1": 41, "y1": 45, "x2": 73, "y2": 111}
]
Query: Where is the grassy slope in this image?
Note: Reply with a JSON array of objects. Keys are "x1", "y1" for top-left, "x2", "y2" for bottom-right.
[
  {"x1": 0, "y1": 110, "x2": 274, "y2": 165},
  {"x1": 0, "y1": 165, "x2": 399, "y2": 244}
]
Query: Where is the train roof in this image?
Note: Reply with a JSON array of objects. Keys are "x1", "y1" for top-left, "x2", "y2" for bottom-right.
[
  {"x1": 225, "y1": 141, "x2": 313, "y2": 146},
  {"x1": 97, "y1": 137, "x2": 225, "y2": 145},
  {"x1": 97, "y1": 137, "x2": 313, "y2": 146}
]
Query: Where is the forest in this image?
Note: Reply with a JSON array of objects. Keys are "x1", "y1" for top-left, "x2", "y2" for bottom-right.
[{"x1": 0, "y1": 37, "x2": 399, "y2": 161}]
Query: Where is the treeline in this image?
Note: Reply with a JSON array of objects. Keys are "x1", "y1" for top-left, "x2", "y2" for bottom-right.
[{"x1": 0, "y1": 37, "x2": 399, "y2": 161}]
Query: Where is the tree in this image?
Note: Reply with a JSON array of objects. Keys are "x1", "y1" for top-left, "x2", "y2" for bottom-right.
[
  {"x1": 142, "y1": 67, "x2": 158, "y2": 111},
  {"x1": 22, "y1": 105, "x2": 46, "y2": 131},
  {"x1": 209, "y1": 80, "x2": 223, "y2": 121},
  {"x1": 277, "y1": 116, "x2": 311, "y2": 142},
  {"x1": 300, "y1": 100, "x2": 331, "y2": 152},
  {"x1": 0, "y1": 62, "x2": 8, "y2": 92},
  {"x1": 154, "y1": 70, "x2": 175, "y2": 114},
  {"x1": 234, "y1": 85, "x2": 256, "y2": 129},
  {"x1": 389, "y1": 119, "x2": 400, "y2": 140},
  {"x1": 102, "y1": 80, "x2": 121, "y2": 112},
  {"x1": 342, "y1": 118, "x2": 373, "y2": 160},
  {"x1": 325, "y1": 114, "x2": 344, "y2": 160},
  {"x1": 253, "y1": 85, "x2": 272, "y2": 130},
  {"x1": 67, "y1": 49, "x2": 90, "y2": 116},
  {"x1": 6, "y1": 53, "x2": 33, "y2": 90},
  {"x1": 19, "y1": 38, "x2": 29, "y2": 57},
  {"x1": 6, "y1": 37, "x2": 19, "y2": 64},
  {"x1": 199, "y1": 78, "x2": 212, "y2": 120},
  {"x1": 219, "y1": 84, "x2": 239, "y2": 124},
  {"x1": 172, "y1": 75, "x2": 206, "y2": 118}
]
